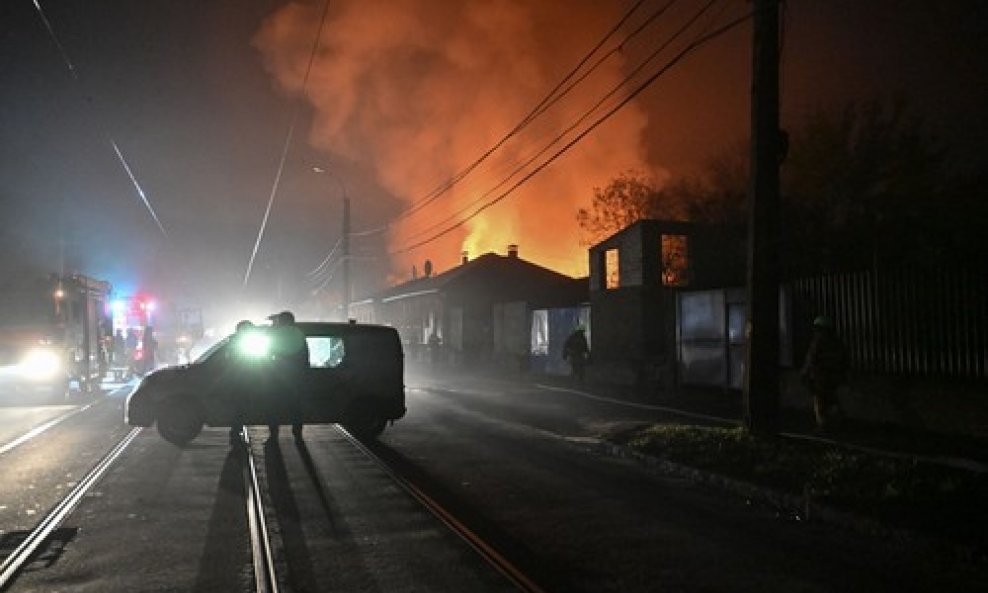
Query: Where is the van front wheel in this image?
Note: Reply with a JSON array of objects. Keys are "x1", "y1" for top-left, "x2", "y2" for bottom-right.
[{"x1": 157, "y1": 397, "x2": 204, "y2": 446}]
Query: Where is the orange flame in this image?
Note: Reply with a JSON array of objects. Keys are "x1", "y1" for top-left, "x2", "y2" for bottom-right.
[{"x1": 254, "y1": 0, "x2": 652, "y2": 280}]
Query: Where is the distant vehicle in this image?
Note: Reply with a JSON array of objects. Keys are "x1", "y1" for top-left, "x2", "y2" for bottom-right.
[
  {"x1": 0, "y1": 273, "x2": 112, "y2": 404},
  {"x1": 0, "y1": 325, "x2": 72, "y2": 403},
  {"x1": 108, "y1": 294, "x2": 161, "y2": 378},
  {"x1": 125, "y1": 321, "x2": 406, "y2": 445}
]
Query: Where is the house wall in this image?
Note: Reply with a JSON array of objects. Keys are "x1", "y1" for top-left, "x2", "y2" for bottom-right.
[
  {"x1": 491, "y1": 301, "x2": 530, "y2": 372},
  {"x1": 588, "y1": 222, "x2": 686, "y2": 390},
  {"x1": 590, "y1": 221, "x2": 745, "y2": 292},
  {"x1": 374, "y1": 294, "x2": 444, "y2": 363},
  {"x1": 361, "y1": 254, "x2": 585, "y2": 369}
]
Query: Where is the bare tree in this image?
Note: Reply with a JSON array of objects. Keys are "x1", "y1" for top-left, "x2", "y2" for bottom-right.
[
  {"x1": 576, "y1": 170, "x2": 689, "y2": 245},
  {"x1": 578, "y1": 99, "x2": 962, "y2": 275}
]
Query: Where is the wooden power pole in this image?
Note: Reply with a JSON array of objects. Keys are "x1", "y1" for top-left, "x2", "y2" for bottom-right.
[
  {"x1": 342, "y1": 196, "x2": 351, "y2": 320},
  {"x1": 743, "y1": 0, "x2": 781, "y2": 434}
]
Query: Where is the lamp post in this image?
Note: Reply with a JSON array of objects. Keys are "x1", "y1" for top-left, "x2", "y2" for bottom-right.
[{"x1": 312, "y1": 166, "x2": 350, "y2": 320}]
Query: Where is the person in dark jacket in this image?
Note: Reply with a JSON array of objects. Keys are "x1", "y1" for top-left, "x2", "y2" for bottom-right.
[
  {"x1": 800, "y1": 315, "x2": 848, "y2": 430},
  {"x1": 140, "y1": 326, "x2": 157, "y2": 375},
  {"x1": 228, "y1": 319, "x2": 259, "y2": 447},
  {"x1": 112, "y1": 330, "x2": 125, "y2": 366},
  {"x1": 562, "y1": 326, "x2": 590, "y2": 382},
  {"x1": 267, "y1": 311, "x2": 309, "y2": 442}
]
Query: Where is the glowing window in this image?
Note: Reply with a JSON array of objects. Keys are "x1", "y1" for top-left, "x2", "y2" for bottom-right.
[
  {"x1": 605, "y1": 248, "x2": 620, "y2": 289},
  {"x1": 307, "y1": 336, "x2": 345, "y2": 368},
  {"x1": 661, "y1": 234, "x2": 690, "y2": 287}
]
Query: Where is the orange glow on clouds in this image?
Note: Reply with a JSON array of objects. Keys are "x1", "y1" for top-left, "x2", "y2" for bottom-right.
[{"x1": 254, "y1": 0, "x2": 653, "y2": 279}]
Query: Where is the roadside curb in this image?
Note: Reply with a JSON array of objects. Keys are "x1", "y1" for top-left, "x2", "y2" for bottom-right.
[{"x1": 592, "y1": 439, "x2": 987, "y2": 565}]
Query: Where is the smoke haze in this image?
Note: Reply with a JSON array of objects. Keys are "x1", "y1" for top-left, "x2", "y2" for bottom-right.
[{"x1": 254, "y1": 0, "x2": 653, "y2": 277}]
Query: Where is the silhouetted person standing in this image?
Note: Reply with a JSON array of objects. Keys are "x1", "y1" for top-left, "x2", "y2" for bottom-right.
[
  {"x1": 228, "y1": 319, "x2": 258, "y2": 447},
  {"x1": 112, "y1": 329, "x2": 125, "y2": 366},
  {"x1": 801, "y1": 315, "x2": 848, "y2": 430},
  {"x1": 125, "y1": 328, "x2": 138, "y2": 374},
  {"x1": 563, "y1": 326, "x2": 590, "y2": 383},
  {"x1": 141, "y1": 326, "x2": 157, "y2": 375},
  {"x1": 267, "y1": 311, "x2": 308, "y2": 442}
]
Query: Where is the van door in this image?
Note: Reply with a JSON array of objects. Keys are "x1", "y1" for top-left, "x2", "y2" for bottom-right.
[{"x1": 302, "y1": 334, "x2": 349, "y2": 422}]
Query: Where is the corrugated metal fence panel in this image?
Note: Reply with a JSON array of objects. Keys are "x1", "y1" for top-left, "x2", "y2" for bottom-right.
[{"x1": 790, "y1": 267, "x2": 987, "y2": 381}]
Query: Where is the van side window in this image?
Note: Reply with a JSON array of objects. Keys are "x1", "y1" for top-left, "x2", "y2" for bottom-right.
[{"x1": 306, "y1": 336, "x2": 345, "y2": 368}]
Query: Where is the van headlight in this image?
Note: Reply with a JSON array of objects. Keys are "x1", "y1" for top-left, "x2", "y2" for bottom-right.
[
  {"x1": 237, "y1": 332, "x2": 271, "y2": 359},
  {"x1": 18, "y1": 348, "x2": 62, "y2": 380}
]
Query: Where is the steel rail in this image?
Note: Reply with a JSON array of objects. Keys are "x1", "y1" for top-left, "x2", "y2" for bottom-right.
[
  {"x1": 0, "y1": 426, "x2": 142, "y2": 591},
  {"x1": 335, "y1": 425, "x2": 550, "y2": 593},
  {"x1": 241, "y1": 429, "x2": 280, "y2": 593}
]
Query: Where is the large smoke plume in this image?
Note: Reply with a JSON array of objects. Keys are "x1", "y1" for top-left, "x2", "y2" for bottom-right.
[{"x1": 253, "y1": 0, "x2": 651, "y2": 278}]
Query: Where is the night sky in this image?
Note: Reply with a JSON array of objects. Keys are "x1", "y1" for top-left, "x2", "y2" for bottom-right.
[{"x1": 2, "y1": 0, "x2": 986, "y2": 326}]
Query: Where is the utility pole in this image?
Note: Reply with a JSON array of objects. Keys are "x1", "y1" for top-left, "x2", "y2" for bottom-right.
[
  {"x1": 342, "y1": 196, "x2": 351, "y2": 321},
  {"x1": 743, "y1": 0, "x2": 781, "y2": 434}
]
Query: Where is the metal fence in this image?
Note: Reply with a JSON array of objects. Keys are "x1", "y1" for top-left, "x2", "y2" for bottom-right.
[{"x1": 789, "y1": 267, "x2": 988, "y2": 380}]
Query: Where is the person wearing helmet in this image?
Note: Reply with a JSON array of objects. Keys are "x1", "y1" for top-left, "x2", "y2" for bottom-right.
[
  {"x1": 800, "y1": 315, "x2": 848, "y2": 430},
  {"x1": 267, "y1": 311, "x2": 308, "y2": 441}
]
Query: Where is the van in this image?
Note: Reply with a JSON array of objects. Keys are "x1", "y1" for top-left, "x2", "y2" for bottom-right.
[{"x1": 126, "y1": 322, "x2": 405, "y2": 445}]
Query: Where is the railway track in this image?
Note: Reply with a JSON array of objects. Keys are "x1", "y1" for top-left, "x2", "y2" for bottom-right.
[
  {"x1": 0, "y1": 425, "x2": 276, "y2": 593},
  {"x1": 0, "y1": 426, "x2": 143, "y2": 591},
  {"x1": 240, "y1": 428, "x2": 280, "y2": 593},
  {"x1": 245, "y1": 424, "x2": 550, "y2": 593},
  {"x1": 1, "y1": 420, "x2": 548, "y2": 593},
  {"x1": 334, "y1": 425, "x2": 549, "y2": 593}
]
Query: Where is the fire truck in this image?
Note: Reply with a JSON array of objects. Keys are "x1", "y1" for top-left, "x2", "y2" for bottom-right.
[
  {"x1": 108, "y1": 293, "x2": 158, "y2": 378},
  {"x1": 109, "y1": 295, "x2": 204, "y2": 375},
  {"x1": 0, "y1": 273, "x2": 112, "y2": 403}
]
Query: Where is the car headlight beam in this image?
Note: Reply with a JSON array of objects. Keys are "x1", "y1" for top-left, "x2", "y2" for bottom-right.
[
  {"x1": 238, "y1": 332, "x2": 271, "y2": 359},
  {"x1": 19, "y1": 348, "x2": 62, "y2": 380}
]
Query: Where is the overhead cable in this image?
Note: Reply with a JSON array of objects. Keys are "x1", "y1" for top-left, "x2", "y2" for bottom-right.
[
  {"x1": 348, "y1": 0, "x2": 662, "y2": 239},
  {"x1": 30, "y1": 0, "x2": 168, "y2": 238},
  {"x1": 399, "y1": 0, "x2": 722, "y2": 246},
  {"x1": 311, "y1": 255, "x2": 345, "y2": 293},
  {"x1": 244, "y1": 0, "x2": 333, "y2": 285},
  {"x1": 306, "y1": 236, "x2": 343, "y2": 276},
  {"x1": 31, "y1": 0, "x2": 78, "y2": 78},
  {"x1": 392, "y1": 8, "x2": 753, "y2": 255},
  {"x1": 110, "y1": 140, "x2": 168, "y2": 237},
  {"x1": 399, "y1": 0, "x2": 655, "y2": 216}
]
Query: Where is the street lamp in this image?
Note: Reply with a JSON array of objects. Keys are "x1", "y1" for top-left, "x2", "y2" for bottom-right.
[{"x1": 312, "y1": 166, "x2": 347, "y2": 201}]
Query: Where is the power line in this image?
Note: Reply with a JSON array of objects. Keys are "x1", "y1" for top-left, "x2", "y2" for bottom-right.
[
  {"x1": 349, "y1": 0, "x2": 664, "y2": 239},
  {"x1": 311, "y1": 255, "x2": 345, "y2": 293},
  {"x1": 31, "y1": 0, "x2": 78, "y2": 79},
  {"x1": 243, "y1": 0, "x2": 333, "y2": 285},
  {"x1": 397, "y1": 0, "x2": 722, "y2": 247},
  {"x1": 30, "y1": 0, "x2": 168, "y2": 238},
  {"x1": 307, "y1": 249, "x2": 341, "y2": 285},
  {"x1": 306, "y1": 236, "x2": 343, "y2": 277},
  {"x1": 392, "y1": 8, "x2": 753, "y2": 255},
  {"x1": 110, "y1": 139, "x2": 168, "y2": 237}
]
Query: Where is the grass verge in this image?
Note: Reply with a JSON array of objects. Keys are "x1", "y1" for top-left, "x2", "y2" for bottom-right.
[{"x1": 609, "y1": 424, "x2": 988, "y2": 550}]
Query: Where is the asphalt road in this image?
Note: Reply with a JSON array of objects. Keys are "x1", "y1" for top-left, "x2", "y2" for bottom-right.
[
  {"x1": 0, "y1": 373, "x2": 985, "y2": 592},
  {"x1": 387, "y1": 370, "x2": 988, "y2": 593}
]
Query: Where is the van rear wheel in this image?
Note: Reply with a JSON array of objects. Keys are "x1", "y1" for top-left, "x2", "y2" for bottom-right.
[
  {"x1": 157, "y1": 397, "x2": 203, "y2": 446},
  {"x1": 343, "y1": 402, "x2": 386, "y2": 440}
]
